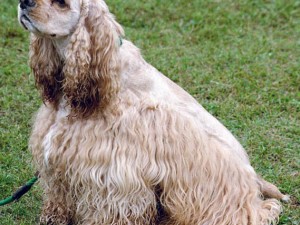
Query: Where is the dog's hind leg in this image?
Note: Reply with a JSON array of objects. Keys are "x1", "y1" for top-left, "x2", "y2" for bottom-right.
[{"x1": 257, "y1": 176, "x2": 290, "y2": 202}]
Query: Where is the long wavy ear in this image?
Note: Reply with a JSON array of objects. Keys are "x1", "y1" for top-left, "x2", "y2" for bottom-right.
[
  {"x1": 63, "y1": 0, "x2": 124, "y2": 117},
  {"x1": 30, "y1": 34, "x2": 63, "y2": 108}
]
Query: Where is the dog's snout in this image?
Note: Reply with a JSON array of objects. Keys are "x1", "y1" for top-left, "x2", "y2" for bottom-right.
[{"x1": 19, "y1": 0, "x2": 36, "y2": 10}]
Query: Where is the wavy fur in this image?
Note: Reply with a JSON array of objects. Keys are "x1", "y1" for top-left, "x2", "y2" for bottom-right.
[
  {"x1": 19, "y1": 0, "x2": 288, "y2": 224},
  {"x1": 29, "y1": 0, "x2": 123, "y2": 117},
  {"x1": 30, "y1": 35, "x2": 63, "y2": 108}
]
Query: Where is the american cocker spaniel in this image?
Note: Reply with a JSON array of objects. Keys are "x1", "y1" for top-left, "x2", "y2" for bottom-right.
[{"x1": 18, "y1": 0, "x2": 288, "y2": 224}]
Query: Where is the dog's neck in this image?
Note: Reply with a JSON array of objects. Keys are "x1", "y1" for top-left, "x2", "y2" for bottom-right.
[{"x1": 52, "y1": 36, "x2": 70, "y2": 60}]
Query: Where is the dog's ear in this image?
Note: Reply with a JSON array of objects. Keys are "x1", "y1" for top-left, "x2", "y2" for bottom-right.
[
  {"x1": 30, "y1": 34, "x2": 63, "y2": 108},
  {"x1": 63, "y1": 0, "x2": 124, "y2": 117}
]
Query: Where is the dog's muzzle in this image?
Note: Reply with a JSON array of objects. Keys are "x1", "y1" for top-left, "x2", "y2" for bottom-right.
[{"x1": 18, "y1": 3, "x2": 38, "y2": 33}]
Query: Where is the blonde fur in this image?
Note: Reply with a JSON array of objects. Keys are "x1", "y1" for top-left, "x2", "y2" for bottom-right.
[{"x1": 18, "y1": 0, "x2": 287, "y2": 224}]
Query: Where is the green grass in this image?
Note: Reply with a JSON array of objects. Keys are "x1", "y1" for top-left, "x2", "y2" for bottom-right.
[{"x1": 0, "y1": 0, "x2": 299, "y2": 224}]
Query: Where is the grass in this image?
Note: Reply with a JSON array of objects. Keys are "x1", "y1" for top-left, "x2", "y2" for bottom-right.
[{"x1": 0, "y1": 0, "x2": 299, "y2": 224}]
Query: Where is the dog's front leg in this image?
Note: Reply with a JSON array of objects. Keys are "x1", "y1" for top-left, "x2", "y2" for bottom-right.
[
  {"x1": 39, "y1": 175, "x2": 74, "y2": 225},
  {"x1": 40, "y1": 200, "x2": 73, "y2": 225}
]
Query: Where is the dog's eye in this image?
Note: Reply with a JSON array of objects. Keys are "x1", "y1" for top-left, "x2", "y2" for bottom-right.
[{"x1": 52, "y1": 0, "x2": 67, "y2": 7}]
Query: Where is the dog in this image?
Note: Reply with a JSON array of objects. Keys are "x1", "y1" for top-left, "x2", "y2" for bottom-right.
[{"x1": 18, "y1": 0, "x2": 288, "y2": 224}]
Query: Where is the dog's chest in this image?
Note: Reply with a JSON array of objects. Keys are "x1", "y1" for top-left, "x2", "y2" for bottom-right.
[
  {"x1": 37, "y1": 109, "x2": 159, "y2": 221},
  {"x1": 38, "y1": 109, "x2": 160, "y2": 184}
]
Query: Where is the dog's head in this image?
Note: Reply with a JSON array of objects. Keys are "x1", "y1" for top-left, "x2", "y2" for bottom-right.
[
  {"x1": 18, "y1": 0, "x2": 84, "y2": 38},
  {"x1": 18, "y1": 0, "x2": 124, "y2": 118}
]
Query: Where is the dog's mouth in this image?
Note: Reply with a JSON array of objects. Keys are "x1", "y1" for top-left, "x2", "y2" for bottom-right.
[
  {"x1": 20, "y1": 14, "x2": 31, "y2": 30},
  {"x1": 18, "y1": 10, "x2": 41, "y2": 34}
]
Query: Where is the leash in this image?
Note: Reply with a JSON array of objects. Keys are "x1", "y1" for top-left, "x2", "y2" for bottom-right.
[{"x1": 0, "y1": 171, "x2": 39, "y2": 206}]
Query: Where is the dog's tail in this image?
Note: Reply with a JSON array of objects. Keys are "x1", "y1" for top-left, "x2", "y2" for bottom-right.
[{"x1": 258, "y1": 176, "x2": 290, "y2": 202}]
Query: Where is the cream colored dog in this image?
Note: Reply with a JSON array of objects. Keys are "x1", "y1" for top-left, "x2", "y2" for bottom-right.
[{"x1": 18, "y1": 0, "x2": 288, "y2": 224}]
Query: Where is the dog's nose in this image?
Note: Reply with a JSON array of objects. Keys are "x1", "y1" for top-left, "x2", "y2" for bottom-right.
[{"x1": 19, "y1": 0, "x2": 36, "y2": 10}]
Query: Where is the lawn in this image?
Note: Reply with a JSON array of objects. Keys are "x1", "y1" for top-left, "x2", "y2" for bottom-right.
[{"x1": 0, "y1": 0, "x2": 299, "y2": 224}]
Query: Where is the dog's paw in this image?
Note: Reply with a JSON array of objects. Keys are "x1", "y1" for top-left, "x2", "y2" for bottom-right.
[
  {"x1": 281, "y1": 194, "x2": 290, "y2": 203},
  {"x1": 40, "y1": 215, "x2": 72, "y2": 225}
]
